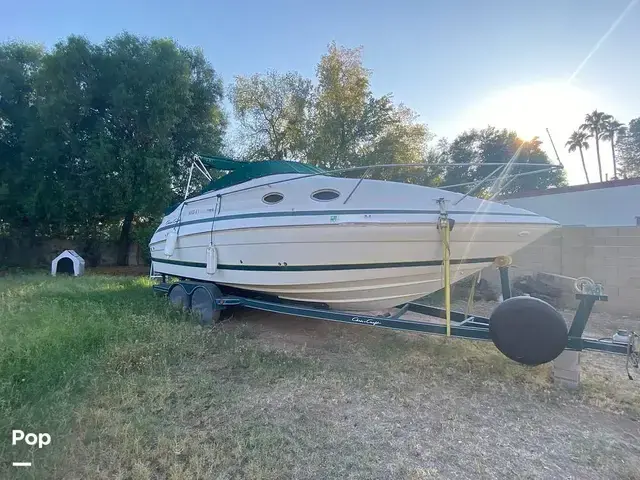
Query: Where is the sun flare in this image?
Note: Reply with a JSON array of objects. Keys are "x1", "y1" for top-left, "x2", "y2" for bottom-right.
[{"x1": 463, "y1": 82, "x2": 598, "y2": 142}]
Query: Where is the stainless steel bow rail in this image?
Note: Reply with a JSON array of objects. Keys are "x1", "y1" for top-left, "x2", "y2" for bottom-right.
[
  {"x1": 186, "y1": 159, "x2": 563, "y2": 205},
  {"x1": 152, "y1": 264, "x2": 639, "y2": 377}
]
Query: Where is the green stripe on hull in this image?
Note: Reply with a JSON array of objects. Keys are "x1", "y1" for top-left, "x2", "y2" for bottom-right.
[
  {"x1": 152, "y1": 258, "x2": 207, "y2": 268},
  {"x1": 156, "y1": 209, "x2": 540, "y2": 233},
  {"x1": 151, "y1": 256, "x2": 496, "y2": 271}
]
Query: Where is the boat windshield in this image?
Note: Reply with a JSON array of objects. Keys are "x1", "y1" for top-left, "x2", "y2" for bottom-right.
[{"x1": 201, "y1": 160, "x2": 325, "y2": 193}]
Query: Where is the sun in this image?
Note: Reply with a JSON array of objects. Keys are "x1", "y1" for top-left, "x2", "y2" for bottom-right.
[{"x1": 461, "y1": 81, "x2": 598, "y2": 142}]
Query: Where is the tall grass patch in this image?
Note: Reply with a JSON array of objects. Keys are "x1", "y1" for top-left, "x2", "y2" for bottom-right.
[{"x1": 0, "y1": 275, "x2": 211, "y2": 474}]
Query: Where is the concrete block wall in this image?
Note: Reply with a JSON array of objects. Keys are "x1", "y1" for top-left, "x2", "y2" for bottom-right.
[{"x1": 480, "y1": 227, "x2": 640, "y2": 314}]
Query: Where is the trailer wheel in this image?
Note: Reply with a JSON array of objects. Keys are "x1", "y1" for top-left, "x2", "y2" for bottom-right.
[
  {"x1": 168, "y1": 284, "x2": 191, "y2": 312},
  {"x1": 489, "y1": 296, "x2": 568, "y2": 366},
  {"x1": 191, "y1": 284, "x2": 222, "y2": 325}
]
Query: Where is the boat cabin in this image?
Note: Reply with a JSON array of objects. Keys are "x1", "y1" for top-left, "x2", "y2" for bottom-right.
[{"x1": 200, "y1": 157, "x2": 324, "y2": 193}]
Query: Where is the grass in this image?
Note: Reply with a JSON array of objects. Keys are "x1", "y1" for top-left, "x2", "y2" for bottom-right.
[
  {"x1": 1, "y1": 274, "x2": 639, "y2": 479},
  {"x1": 0, "y1": 274, "x2": 324, "y2": 478}
]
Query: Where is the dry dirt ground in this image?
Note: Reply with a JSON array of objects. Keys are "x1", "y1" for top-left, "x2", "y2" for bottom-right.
[
  {"x1": 78, "y1": 299, "x2": 640, "y2": 478},
  {"x1": 198, "y1": 304, "x2": 640, "y2": 480}
]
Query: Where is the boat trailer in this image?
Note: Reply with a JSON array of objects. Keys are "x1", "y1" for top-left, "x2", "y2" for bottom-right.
[{"x1": 152, "y1": 263, "x2": 639, "y2": 383}]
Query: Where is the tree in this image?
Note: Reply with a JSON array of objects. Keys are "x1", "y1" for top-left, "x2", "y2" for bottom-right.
[
  {"x1": 1, "y1": 33, "x2": 226, "y2": 265},
  {"x1": 229, "y1": 71, "x2": 311, "y2": 160},
  {"x1": 95, "y1": 34, "x2": 226, "y2": 264},
  {"x1": 616, "y1": 117, "x2": 640, "y2": 178},
  {"x1": 359, "y1": 104, "x2": 434, "y2": 182},
  {"x1": 442, "y1": 127, "x2": 566, "y2": 196},
  {"x1": 306, "y1": 42, "x2": 430, "y2": 177},
  {"x1": 307, "y1": 43, "x2": 395, "y2": 171},
  {"x1": 601, "y1": 118, "x2": 626, "y2": 179},
  {"x1": 580, "y1": 110, "x2": 612, "y2": 182},
  {"x1": 0, "y1": 42, "x2": 45, "y2": 239},
  {"x1": 565, "y1": 130, "x2": 591, "y2": 184},
  {"x1": 30, "y1": 36, "x2": 107, "y2": 240},
  {"x1": 229, "y1": 42, "x2": 433, "y2": 182}
]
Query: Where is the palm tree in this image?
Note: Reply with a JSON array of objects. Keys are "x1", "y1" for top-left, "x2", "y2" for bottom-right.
[
  {"x1": 565, "y1": 130, "x2": 591, "y2": 184},
  {"x1": 580, "y1": 110, "x2": 612, "y2": 182},
  {"x1": 601, "y1": 118, "x2": 627, "y2": 179}
]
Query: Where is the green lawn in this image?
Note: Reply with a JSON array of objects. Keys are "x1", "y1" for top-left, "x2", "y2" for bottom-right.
[
  {"x1": 0, "y1": 275, "x2": 330, "y2": 478},
  {"x1": 1, "y1": 274, "x2": 639, "y2": 479},
  {"x1": 0, "y1": 275, "x2": 221, "y2": 476}
]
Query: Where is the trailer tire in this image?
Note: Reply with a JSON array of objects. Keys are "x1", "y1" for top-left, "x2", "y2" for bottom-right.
[
  {"x1": 489, "y1": 296, "x2": 568, "y2": 366},
  {"x1": 191, "y1": 284, "x2": 222, "y2": 325},
  {"x1": 168, "y1": 284, "x2": 191, "y2": 312}
]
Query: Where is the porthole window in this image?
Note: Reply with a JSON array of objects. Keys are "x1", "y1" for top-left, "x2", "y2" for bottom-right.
[
  {"x1": 311, "y1": 189, "x2": 340, "y2": 202},
  {"x1": 262, "y1": 192, "x2": 284, "y2": 205}
]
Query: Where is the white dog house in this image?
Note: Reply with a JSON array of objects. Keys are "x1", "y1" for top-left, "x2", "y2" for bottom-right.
[{"x1": 51, "y1": 250, "x2": 85, "y2": 276}]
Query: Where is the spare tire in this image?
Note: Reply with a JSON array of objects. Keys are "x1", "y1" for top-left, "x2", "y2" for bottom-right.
[{"x1": 489, "y1": 296, "x2": 568, "y2": 366}]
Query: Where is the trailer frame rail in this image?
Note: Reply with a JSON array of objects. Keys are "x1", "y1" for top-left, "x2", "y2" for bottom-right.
[{"x1": 152, "y1": 272, "x2": 635, "y2": 358}]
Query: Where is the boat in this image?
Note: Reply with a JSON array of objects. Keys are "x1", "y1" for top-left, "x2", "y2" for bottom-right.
[{"x1": 149, "y1": 156, "x2": 559, "y2": 311}]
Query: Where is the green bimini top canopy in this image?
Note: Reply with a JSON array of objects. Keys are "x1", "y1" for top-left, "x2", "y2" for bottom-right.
[{"x1": 198, "y1": 155, "x2": 325, "y2": 193}]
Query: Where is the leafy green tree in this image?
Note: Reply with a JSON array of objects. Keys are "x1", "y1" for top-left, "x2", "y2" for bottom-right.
[
  {"x1": 307, "y1": 42, "x2": 381, "y2": 170},
  {"x1": 30, "y1": 36, "x2": 106, "y2": 240},
  {"x1": 1, "y1": 33, "x2": 226, "y2": 265},
  {"x1": 307, "y1": 42, "x2": 431, "y2": 179},
  {"x1": 616, "y1": 117, "x2": 640, "y2": 178},
  {"x1": 442, "y1": 127, "x2": 566, "y2": 196},
  {"x1": 361, "y1": 104, "x2": 435, "y2": 183},
  {"x1": 97, "y1": 34, "x2": 226, "y2": 264},
  {"x1": 0, "y1": 42, "x2": 45, "y2": 239},
  {"x1": 565, "y1": 130, "x2": 590, "y2": 184},
  {"x1": 580, "y1": 110, "x2": 612, "y2": 182},
  {"x1": 601, "y1": 118, "x2": 626, "y2": 178},
  {"x1": 360, "y1": 104, "x2": 424, "y2": 164},
  {"x1": 229, "y1": 71, "x2": 311, "y2": 160},
  {"x1": 228, "y1": 42, "x2": 433, "y2": 184}
]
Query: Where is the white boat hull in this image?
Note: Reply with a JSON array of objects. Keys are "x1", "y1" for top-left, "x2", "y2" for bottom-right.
[
  {"x1": 150, "y1": 173, "x2": 558, "y2": 310},
  {"x1": 151, "y1": 218, "x2": 555, "y2": 310}
]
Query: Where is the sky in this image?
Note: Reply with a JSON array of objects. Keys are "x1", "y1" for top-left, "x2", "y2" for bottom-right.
[{"x1": 3, "y1": 0, "x2": 640, "y2": 185}]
